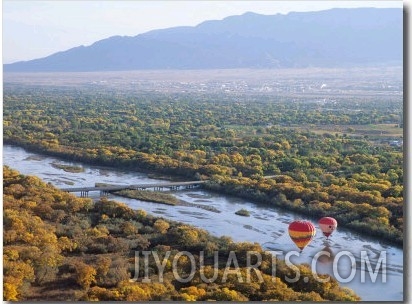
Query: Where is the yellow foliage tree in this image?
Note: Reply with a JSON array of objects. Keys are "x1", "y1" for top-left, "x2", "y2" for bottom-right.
[
  {"x1": 153, "y1": 219, "x2": 170, "y2": 234},
  {"x1": 75, "y1": 262, "x2": 97, "y2": 289}
]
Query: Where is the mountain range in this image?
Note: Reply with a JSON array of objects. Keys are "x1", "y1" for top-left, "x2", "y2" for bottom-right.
[{"x1": 4, "y1": 8, "x2": 402, "y2": 72}]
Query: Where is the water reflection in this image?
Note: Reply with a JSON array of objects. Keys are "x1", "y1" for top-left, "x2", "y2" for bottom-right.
[{"x1": 316, "y1": 245, "x2": 335, "y2": 264}]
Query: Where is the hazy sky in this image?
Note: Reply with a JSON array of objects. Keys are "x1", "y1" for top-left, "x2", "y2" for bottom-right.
[{"x1": 3, "y1": 1, "x2": 403, "y2": 64}]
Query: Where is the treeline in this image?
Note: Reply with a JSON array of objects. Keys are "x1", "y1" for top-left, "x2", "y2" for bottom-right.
[
  {"x1": 3, "y1": 86, "x2": 403, "y2": 245},
  {"x1": 204, "y1": 175, "x2": 402, "y2": 244},
  {"x1": 3, "y1": 166, "x2": 360, "y2": 301}
]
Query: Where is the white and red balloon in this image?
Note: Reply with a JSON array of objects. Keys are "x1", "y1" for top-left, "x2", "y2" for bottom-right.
[{"x1": 318, "y1": 217, "x2": 338, "y2": 238}]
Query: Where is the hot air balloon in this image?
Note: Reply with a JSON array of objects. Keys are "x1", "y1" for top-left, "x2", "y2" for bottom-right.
[
  {"x1": 288, "y1": 220, "x2": 316, "y2": 251},
  {"x1": 318, "y1": 217, "x2": 337, "y2": 238}
]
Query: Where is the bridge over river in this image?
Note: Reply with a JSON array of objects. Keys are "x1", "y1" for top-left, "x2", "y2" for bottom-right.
[{"x1": 60, "y1": 180, "x2": 206, "y2": 197}]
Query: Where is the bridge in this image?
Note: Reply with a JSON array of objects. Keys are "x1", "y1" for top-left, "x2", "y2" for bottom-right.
[{"x1": 60, "y1": 181, "x2": 206, "y2": 197}]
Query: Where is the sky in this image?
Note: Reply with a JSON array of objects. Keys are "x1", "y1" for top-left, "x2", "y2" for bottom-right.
[{"x1": 2, "y1": 1, "x2": 404, "y2": 64}]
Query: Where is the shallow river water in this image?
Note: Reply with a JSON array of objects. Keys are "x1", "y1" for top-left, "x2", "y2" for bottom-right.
[{"x1": 2, "y1": 145, "x2": 403, "y2": 301}]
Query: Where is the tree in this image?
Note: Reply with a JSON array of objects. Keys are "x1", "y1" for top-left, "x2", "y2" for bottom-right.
[
  {"x1": 170, "y1": 225, "x2": 200, "y2": 247},
  {"x1": 209, "y1": 287, "x2": 248, "y2": 301},
  {"x1": 75, "y1": 261, "x2": 97, "y2": 289},
  {"x1": 96, "y1": 256, "x2": 112, "y2": 282},
  {"x1": 153, "y1": 219, "x2": 170, "y2": 234},
  {"x1": 120, "y1": 222, "x2": 138, "y2": 236}
]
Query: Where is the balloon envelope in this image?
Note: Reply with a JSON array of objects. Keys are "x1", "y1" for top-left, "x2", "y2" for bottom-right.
[
  {"x1": 288, "y1": 220, "x2": 316, "y2": 251},
  {"x1": 318, "y1": 217, "x2": 338, "y2": 238}
]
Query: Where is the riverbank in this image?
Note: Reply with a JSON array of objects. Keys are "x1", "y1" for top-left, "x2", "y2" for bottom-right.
[
  {"x1": 5, "y1": 166, "x2": 363, "y2": 301},
  {"x1": 203, "y1": 179, "x2": 403, "y2": 247},
  {"x1": 4, "y1": 142, "x2": 403, "y2": 247},
  {"x1": 3, "y1": 144, "x2": 404, "y2": 301}
]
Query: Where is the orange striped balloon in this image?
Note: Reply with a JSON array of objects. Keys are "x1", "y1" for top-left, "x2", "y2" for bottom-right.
[
  {"x1": 288, "y1": 220, "x2": 316, "y2": 251},
  {"x1": 318, "y1": 217, "x2": 338, "y2": 238}
]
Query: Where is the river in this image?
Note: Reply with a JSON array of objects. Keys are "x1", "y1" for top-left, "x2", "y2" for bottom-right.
[{"x1": 2, "y1": 145, "x2": 403, "y2": 301}]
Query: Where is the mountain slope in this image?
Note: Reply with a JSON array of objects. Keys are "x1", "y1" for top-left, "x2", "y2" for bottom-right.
[{"x1": 4, "y1": 8, "x2": 402, "y2": 72}]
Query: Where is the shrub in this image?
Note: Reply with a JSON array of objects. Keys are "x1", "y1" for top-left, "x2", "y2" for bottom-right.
[{"x1": 235, "y1": 209, "x2": 250, "y2": 217}]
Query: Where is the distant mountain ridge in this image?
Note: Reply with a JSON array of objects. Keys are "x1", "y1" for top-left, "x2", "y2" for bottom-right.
[{"x1": 4, "y1": 8, "x2": 402, "y2": 72}]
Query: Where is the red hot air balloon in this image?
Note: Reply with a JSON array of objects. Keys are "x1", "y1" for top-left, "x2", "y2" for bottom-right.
[
  {"x1": 318, "y1": 217, "x2": 338, "y2": 238},
  {"x1": 288, "y1": 220, "x2": 316, "y2": 251}
]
